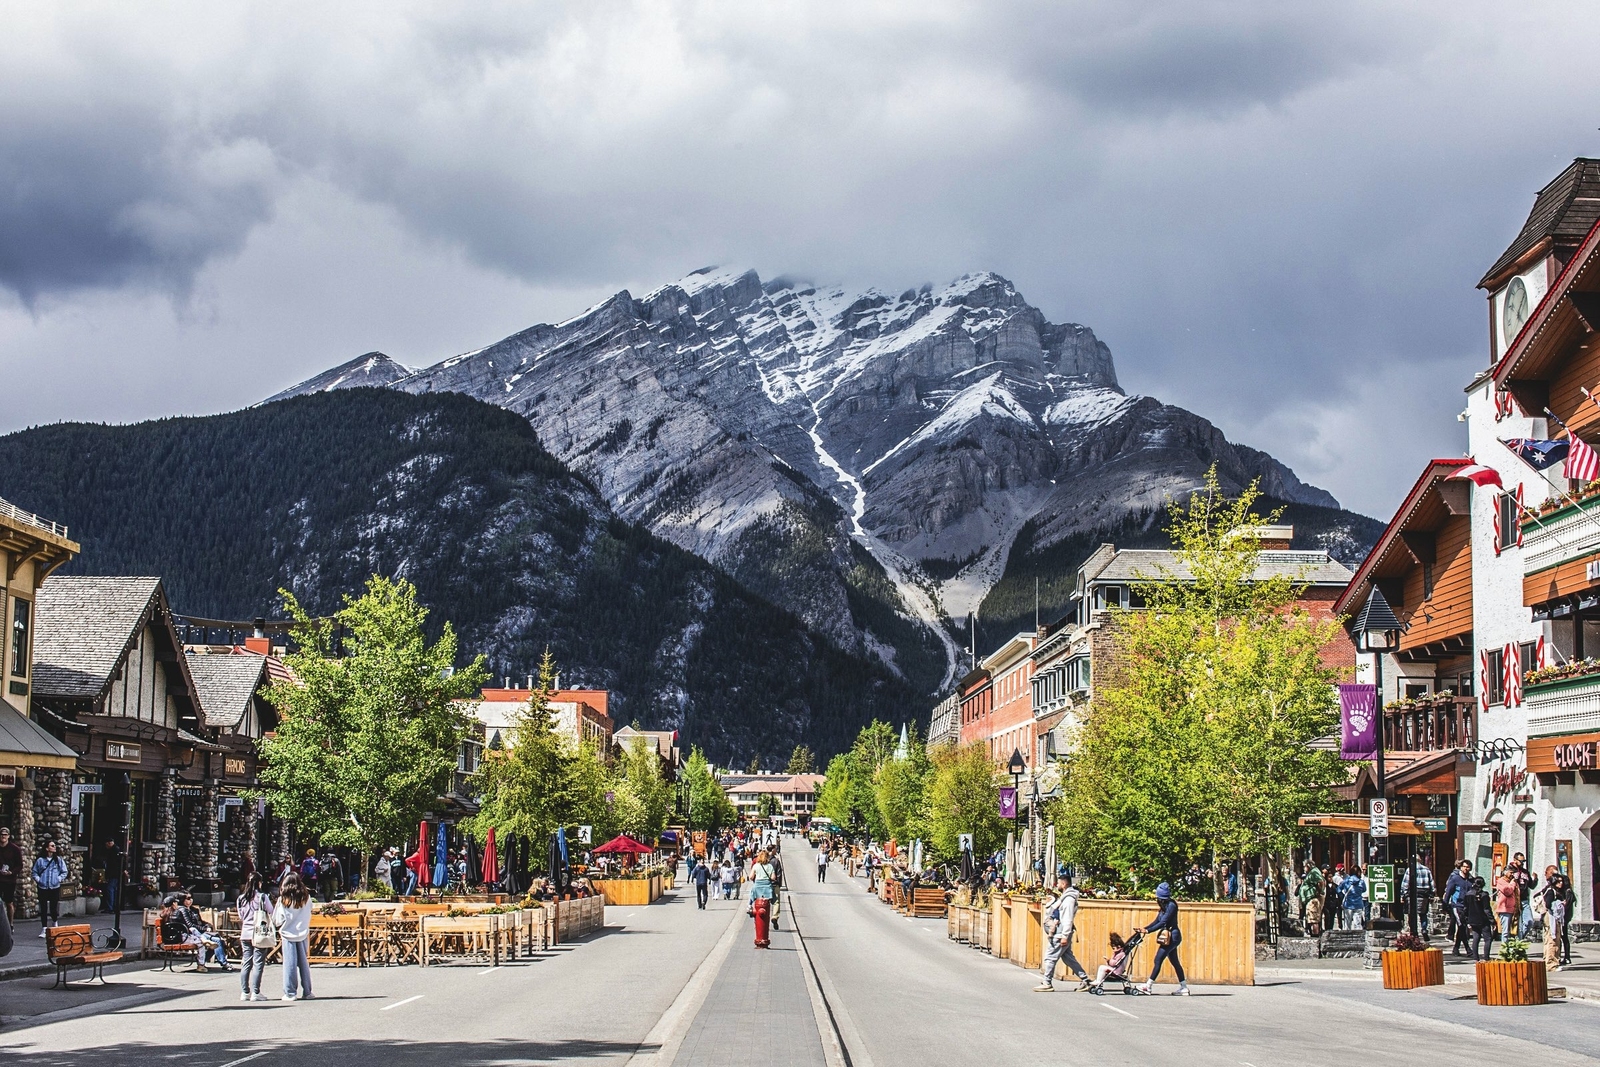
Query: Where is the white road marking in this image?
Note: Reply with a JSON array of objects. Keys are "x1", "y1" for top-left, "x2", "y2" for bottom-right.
[
  {"x1": 477, "y1": 967, "x2": 499, "y2": 975},
  {"x1": 218, "y1": 1053, "x2": 270, "y2": 1067},
  {"x1": 1100, "y1": 1002, "x2": 1138, "y2": 1019},
  {"x1": 380, "y1": 994, "x2": 424, "y2": 1011},
  {"x1": 1241, "y1": 1062, "x2": 1260, "y2": 1066},
  {"x1": 623, "y1": 903, "x2": 743, "y2": 1066}
]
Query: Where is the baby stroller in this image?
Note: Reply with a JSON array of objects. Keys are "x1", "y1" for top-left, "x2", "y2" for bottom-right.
[{"x1": 1089, "y1": 929, "x2": 1144, "y2": 995}]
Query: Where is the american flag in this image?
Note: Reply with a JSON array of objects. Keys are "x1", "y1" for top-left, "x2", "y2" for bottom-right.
[{"x1": 1566, "y1": 434, "x2": 1600, "y2": 482}]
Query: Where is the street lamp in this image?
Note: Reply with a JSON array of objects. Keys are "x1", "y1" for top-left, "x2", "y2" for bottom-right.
[
  {"x1": 1352, "y1": 588, "x2": 1403, "y2": 923},
  {"x1": 1007, "y1": 748, "x2": 1026, "y2": 879}
]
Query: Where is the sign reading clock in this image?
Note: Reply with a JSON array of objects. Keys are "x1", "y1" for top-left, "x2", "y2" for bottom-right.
[{"x1": 1503, "y1": 276, "x2": 1531, "y2": 343}]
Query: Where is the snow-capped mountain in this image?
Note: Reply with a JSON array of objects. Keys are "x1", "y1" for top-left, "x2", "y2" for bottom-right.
[
  {"x1": 264, "y1": 352, "x2": 413, "y2": 403},
  {"x1": 272, "y1": 268, "x2": 1371, "y2": 695}
]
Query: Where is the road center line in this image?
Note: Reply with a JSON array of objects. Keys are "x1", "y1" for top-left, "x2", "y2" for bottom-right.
[
  {"x1": 218, "y1": 1053, "x2": 270, "y2": 1067},
  {"x1": 1100, "y1": 1002, "x2": 1138, "y2": 1019},
  {"x1": 380, "y1": 994, "x2": 425, "y2": 1011}
]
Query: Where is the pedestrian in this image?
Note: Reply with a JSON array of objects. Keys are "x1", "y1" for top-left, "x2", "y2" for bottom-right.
[
  {"x1": 31, "y1": 838, "x2": 68, "y2": 938},
  {"x1": 691, "y1": 857, "x2": 711, "y2": 910},
  {"x1": 1536, "y1": 866, "x2": 1573, "y2": 970},
  {"x1": 273, "y1": 872, "x2": 314, "y2": 1001},
  {"x1": 159, "y1": 895, "x2": 210, "y2": 971},
  {"x1": 1400, "y1": 856, "x2": 1435, "y2": 937},
  {"x1": 1463, "y1": 876, "x2": 1495, "y2": 960},
  {"x1": 373, "y1": 848, "x2": 394, "y2": 893},
  {"x1": 768, "y1": 845, "x2": 785, "y2": 929},
  {"x1": 1509, "y1": 853, "x2": 1537, "y2": 935},
  {"x1": 318, "y1": 851, "x2": 342, "y2": 902},
  {"x1": 719, "y1": 859, "x2": 736, "y2": 902},
  {"x1": 1033, "y1": 873, "x2": 1091, "y2": 992},
  {"x1": 1493, "y1": 867, "x2": 1519, "y2": 939},
  {"x1": 1298, "y1": 862, "x2": 1325, "y2": 936},
  {"x1": 816, "y1": 843, "x2": 828, "y2": 883},
  {"x1": 1443, "y1": 860, "x2": 1472, "y2": 954},
  {"x1": 1088, "y1": 932, "x2": 1131, "y2": 992},
  {"x1": 0, "y1": 887, "x2": 11, "y2": 960},
  {"x1": 1134, "y1": 882, "x2": 1190, "y2": 996},
  {"x1": 0, "y1": 826, "x2": 22, "y2": 924},
  {"x1": 179, "y1": 891, "x2": 231, "y2": 969},
  {"x1": 1549, "y1": 870, "x2": 1577, "y2": 965},
  {"x1": 747, "y1": 849, "x2": 776, "y2": 948},
  {"x1": 237, "y1": 873, "x2": 269, "y2": 1001},
  {"x1": 1340, "y1": 865, "x2": 1367, "y2": 931}
]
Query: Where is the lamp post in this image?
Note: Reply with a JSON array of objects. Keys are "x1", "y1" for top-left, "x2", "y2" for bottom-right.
[
  {"x1": 1352, "y1": 588, "x2": 1402, "y2": 921},
  {"x1": 1006, "y1": 748, "x2": 1026, "y2": 878}
]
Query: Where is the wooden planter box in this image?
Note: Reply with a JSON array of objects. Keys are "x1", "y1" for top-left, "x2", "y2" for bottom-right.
[
  {"x1": 593, "y1": 878, "x2": 659, "y2": 907},
  {"x1": 1476, "y1": 960, "x2": 1549, "y2": 1006},
  {"x1": 972, "y1": 906, "x2": 991, "y2": 951},
  {"x1": 419, "y1": 914, "x2": 503, "y2": 967},
  {"x1": 1381, "y1": 949, "x2": 1444, "y2": 989}
]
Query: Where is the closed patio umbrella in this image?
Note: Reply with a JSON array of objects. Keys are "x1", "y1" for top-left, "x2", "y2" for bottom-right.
[
  {"x1": 433, "y1": 822, "x2": 449, "y2": 888},
  {"x1": 407, "y1": 820, "x2": 431, "y2": 890},
  {"x1": 482, "y1": 828, "x2": 498, "y2": 889}
]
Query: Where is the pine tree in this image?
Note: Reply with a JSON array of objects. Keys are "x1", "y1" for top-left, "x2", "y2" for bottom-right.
[{"x1": 785, "y1": 744, "x2": 816, "y2": 774}]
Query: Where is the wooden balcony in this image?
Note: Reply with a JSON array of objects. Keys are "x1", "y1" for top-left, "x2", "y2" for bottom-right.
[{"x1": 1382, "y1": 696, "x2": 1476, "y2": 753}]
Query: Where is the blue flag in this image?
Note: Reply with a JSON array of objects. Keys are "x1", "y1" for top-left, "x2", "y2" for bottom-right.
[{"x1": 1503, "y1": 438, "x2": 1569, "y2": 471}]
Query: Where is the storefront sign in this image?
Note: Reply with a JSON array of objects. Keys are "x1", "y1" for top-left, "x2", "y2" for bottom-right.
[
  {"x1": 223, "y1": 757, "x2": 247, "y2": 777},
  {"x1": 1527, "y1": 731, "x2": 1600, "y2": 774},
  {"x1": 1553, "y1": 740, "x2": 1597, "y2": 771},
  {"x1": 1487, "y1": 765, "x2": 1527, "y2": 801},
  {"x1": 69, "y1": 782, "x2": 103, "y2": 814},
  {"x1": 105, "y1": 740, "x2": 141, "y2": 763},
  {"x1": 1420, "y1": 817, "x2": 1449, "y2": 832}
]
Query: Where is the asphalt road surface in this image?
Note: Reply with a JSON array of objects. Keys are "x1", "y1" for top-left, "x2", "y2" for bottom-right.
[{"x1": 2, "y1": 840, "x2": 1598, "y2": 1067}]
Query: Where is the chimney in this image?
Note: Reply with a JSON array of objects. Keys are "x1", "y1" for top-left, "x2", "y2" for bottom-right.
[
  {"x1": 252, "y1": 617, "x2": 267, "y2": 639},
  {"x1": 244, "y1": 636, "x2": 271, "y2": 656},
  {"x1": 526, "y1": 675, "x2": 533, "y2": 690},
  {"x1": 555, "y1": 673, "x2": 562, "y2": 691}
]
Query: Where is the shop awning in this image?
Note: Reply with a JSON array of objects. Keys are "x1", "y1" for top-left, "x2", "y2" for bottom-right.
[
  {"x1": 0, "y1": 702, "x2": 78, "y2": 770},
  {"x1": 1298, "y1": 814, "x2": 1427, "y2": 836}
]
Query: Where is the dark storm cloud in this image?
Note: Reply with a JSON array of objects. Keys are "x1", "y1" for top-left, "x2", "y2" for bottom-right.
[{"x1": 1, "y1": 1, "x2": 1595, "y2": 516}]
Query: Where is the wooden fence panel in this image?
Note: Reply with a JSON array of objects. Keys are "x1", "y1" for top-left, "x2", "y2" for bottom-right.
[{"x1": 1064, "y1": 899, "x2": 1255, "y2": 986}]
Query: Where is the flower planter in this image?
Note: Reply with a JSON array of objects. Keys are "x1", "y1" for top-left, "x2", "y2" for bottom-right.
[
  {"x1": 1381, "y1": 948, "x2": 1444, "y2": 989},
  {"x1": 85, "y1": 895, "x2": 103, "y2": 915},
  {"x1": 1475, "y1": 960, "x2": 1549, "y2": 1005}
]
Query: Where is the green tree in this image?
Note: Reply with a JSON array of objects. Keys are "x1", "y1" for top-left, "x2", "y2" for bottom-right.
[
  {"x1": 785, "y1": 744, "x2": 816, "y2": 774},
  {"x1": 565, "y1": 739, "x2": 616, "y2": 843},
  {"x1": 258, "y1": 576, "x2": 488, "y2": 882},
  {"x1": 613, "y1": 736, "x2": 671, "y2": 841},
  {"x1": 467, "y1": 649, "x2": 578, "y2": 851},
  {"x1": 815, "y1": 753, "x2": 853, "y2": 827},
  {"x1": 684, "y1": 747, "x2": 737, "y2": 831},
  {"x1": 1054, "y1": 467, "x2": 1345, "y2": 885},
  {"x1": 875, "y1": 723, "x2": 932, "y2": 843},
  {"x1": 745, "y1": 754, "x2": 762, "y2": 774},
  {"x1": 844, "y1": 721, "x2": 897, "y2": 840},
  {"x1": 925, "y1": 743, "x2": 1006, "y2": 861},
  {"x1": 757, "y1": 793, "x2": 782, "y2": 818}
]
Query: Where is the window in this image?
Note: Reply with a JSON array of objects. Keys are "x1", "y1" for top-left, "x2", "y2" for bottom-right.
[
  {"x1": 1404, "y1": 683, "x2": 1430, "y2": 699},
  {"x1": 9, "y1": 597, "x2": 27, "y2": 678},
  {"x1": 1498, "y1": 492, "x2": 1518, "y2": 551},
  {"x1": 1096, "y1": 585, "x2": 1123, "y2": 610},
  {"x1": 1066, "y1": 655, "x2": 1091, "y2": 694},
  {"x1": 1519, "y1": 641, "x2": 1539, "y2": 676},
  {"x1": 1485, "y1": 648, "x2": 1505, "y2": 705},
  {"x1": 1457, "y1": 672, "x2": 1474, "y2": 699},
  {"x1": 1422, "y1": 562, "x2": 1435, "y2": 601}
]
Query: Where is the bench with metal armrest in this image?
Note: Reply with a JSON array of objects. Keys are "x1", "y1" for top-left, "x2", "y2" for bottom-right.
[{"x1": 45, "y1": 924, "x2": 124, "y2": 988}]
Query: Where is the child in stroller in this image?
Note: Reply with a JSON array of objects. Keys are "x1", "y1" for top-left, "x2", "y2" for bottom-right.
[{"x1": 1088, "y1": 930, "x2": 1140, "y2": 994}]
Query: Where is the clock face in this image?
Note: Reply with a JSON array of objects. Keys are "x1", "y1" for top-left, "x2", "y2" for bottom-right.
[{"x1": 1503, "y1": 276, "x2": 1530, "y2": 342}]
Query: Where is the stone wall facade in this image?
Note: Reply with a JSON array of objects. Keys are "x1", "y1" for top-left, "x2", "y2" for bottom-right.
[{"x1": 13, "y1": 776, "x2": 36, "y2": 918}]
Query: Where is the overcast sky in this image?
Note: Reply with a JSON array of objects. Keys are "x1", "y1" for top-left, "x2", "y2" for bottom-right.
[{"x1": 2, "y1": 1, "x2": 1597, "y2": 516}]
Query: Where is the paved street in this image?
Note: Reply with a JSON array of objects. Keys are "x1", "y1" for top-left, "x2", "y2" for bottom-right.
[{"x1": 5, "y1": 841, "x2": 1600, "y2": 1067}]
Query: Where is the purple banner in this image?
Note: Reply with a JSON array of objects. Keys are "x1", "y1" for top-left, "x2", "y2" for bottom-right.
[
  {"x1": 1339, "y1": 683, "x2": 1378, "y2": 760},
  {"x1": 999, "y1": 786, "x2": 1017, "y2": 819}
]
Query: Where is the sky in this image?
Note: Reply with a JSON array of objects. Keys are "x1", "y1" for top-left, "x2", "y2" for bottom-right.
[{"x1": 2, "y1": 1, "x2": 1598, "y2": 518}]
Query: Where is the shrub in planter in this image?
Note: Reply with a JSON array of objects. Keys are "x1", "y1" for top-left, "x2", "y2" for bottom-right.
[
  {"x1": 1381, "y1": 932, "x2": 1444, "y2": 989},
  {"x1": 1476, "y1": 939, "x2": 1549, "y2": 1006}
]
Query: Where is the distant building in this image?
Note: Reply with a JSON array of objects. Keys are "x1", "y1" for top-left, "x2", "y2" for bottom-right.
[
  {"x1": 721, "y1": 773, "x2": 824, "y2": 818},
  {"x1": 465, "y1": 686, "x2": 614, "y2": 752},
  {"x1": 613, "y1": 726, "x2": 681, "y2": 778},
  {"x1": 927, "y1": 691, "x2": 960, "y2": 748}
]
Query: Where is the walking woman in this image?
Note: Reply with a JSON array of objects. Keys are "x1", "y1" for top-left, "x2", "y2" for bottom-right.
[
  {"x1": 32, "y1": 839, "x2": 68, "y2": 938},
  {"x1": 237, "y1": 873, "x2": 269, "y2": 1001},
  {"x1": 273, "y1": 872, "x2": 314, "y2": 1001},
  {"x1": 1134, "y1": 882, "x2": 1190, "y2": 996},
  {"x1": 747, "y1": 849, "x2": 776, "y2": 948}
]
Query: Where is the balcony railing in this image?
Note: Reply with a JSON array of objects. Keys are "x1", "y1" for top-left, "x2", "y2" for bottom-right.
[
  {"x1": 0, "y1": 495, "x2": 69, "y2": 540},
  {"x1": 1525, "y1": 669, "x2": 1600, "y2": 737},
  {"x1": 1522, "y1": 495, "x2": 1600, "y2": 576},
  {"x1": 1381, "y1": 696, "x2": 1476, "y2": 753}
]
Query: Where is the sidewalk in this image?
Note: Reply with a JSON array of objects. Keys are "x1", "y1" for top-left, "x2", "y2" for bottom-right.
[{"x1": 1257, "y1": 940, "x2": 1600, "y2": 1001}]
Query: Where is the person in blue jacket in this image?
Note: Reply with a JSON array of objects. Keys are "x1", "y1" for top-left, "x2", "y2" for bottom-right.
[
  {"x1": 32, "y1": 839, "x2": 69, "y2": 937},
  {"x1": 1135, "y1": 882, "x2": 1190, "y2": 996}
]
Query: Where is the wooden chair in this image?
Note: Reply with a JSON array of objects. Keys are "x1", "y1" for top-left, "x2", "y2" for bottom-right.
[{"x1": 45, "y1": 925, "x2": 124, "y2": 988}]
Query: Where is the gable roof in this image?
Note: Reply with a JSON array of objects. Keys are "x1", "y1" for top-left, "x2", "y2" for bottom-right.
[
  {"x1": 33, "y1": 576, "x2": 164, "y2": 698},
  {"x1": 1333, "y1": 459, "x2": 1470, "y2": 617},
  {"x1": 1084, "y1": 548, "x2": 1353, "y2": 586},
  {"x1": 186, "y1": 652, "x2": 268, "y2": 728},
  {"x1": 1480, "y1": 158, "x2": 1600, "y2": 289}
]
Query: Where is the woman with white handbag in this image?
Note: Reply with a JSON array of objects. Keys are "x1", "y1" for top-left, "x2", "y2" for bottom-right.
[{"x1": 237, "y1": 873, "x2": 273, "y2": 1002}]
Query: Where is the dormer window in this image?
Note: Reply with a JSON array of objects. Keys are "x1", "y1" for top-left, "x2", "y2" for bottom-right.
[{"x1": 1096, "y1": 586, "x2": 1124, "y2": 611}]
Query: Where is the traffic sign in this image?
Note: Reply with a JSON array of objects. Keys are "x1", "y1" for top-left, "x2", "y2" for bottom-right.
[
  {"x1": 1369, "y1": 798, "x2": 1389, "y2": 838},
  {"x1": 1369, "y1": 864, "x2": 1395, "y2": 904}
]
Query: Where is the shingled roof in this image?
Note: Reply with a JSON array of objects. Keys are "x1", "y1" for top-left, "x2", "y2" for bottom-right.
[
  {"x1": 32, "y1": 576, "x2": 163, "y2": 699},
  {"x1": 1084, "y1": 548, "x2": 1353, "y2": 586},
  {"x1": 1479, "y1": 158, "x2": 1600, "y2": 289},
  {"x1": 186, "y1": 652, "x2": 268, "y2": 729}
]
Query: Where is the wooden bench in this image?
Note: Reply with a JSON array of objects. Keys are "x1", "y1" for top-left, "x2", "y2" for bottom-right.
[
  {"x1": 143, "y1": 912, "x2": 199, "y2": 970},
  {"x1": 45, "y1": 925, "x2": 124, "y2": 988}
]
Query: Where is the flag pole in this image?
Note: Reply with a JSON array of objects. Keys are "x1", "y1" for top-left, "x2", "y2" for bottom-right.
[{"x1": 1497, "y1": 438, "x2": 1600, "y2": 536}]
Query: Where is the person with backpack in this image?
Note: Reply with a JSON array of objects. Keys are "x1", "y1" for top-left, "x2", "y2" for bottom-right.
[
  {"x1": 1340, "y1": 865, "x2": 1368, "y2": 930},
  {"x1": 1298, "y1": 863, "x2": 1326, "y2": 936},
  {"x1": 1463, "y1": 876, "x2": 1495, "y2": 960},
  {"x1": 691, "y1": 857, "x2": 712, "y2": 910},
  {"x1": 1033, "y1": 873, "x2": 1091, "y2": 992},
  {"x1": 1134, "y1": 882, "x2": 1190, "y2": 996},
  {"x1": 1443, "y1": 860, "x2": 1472, "y2": 954}
]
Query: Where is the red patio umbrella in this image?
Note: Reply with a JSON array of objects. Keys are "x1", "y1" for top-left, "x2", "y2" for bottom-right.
[
  {"x1": 591, "y1": 834, "x2": 654, "y2": 855},
  {"x1": 482, "y1": 828, "x2": 499, "y2": 886},
  {"x1": 406, "y1": 820, "x2": 431, "y2": 888}
]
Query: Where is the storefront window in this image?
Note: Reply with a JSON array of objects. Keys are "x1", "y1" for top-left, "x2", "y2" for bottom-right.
[{"x1": 10, "y1": 597, "x2": 28, "y2": 678}]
